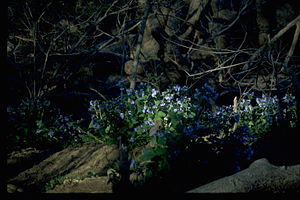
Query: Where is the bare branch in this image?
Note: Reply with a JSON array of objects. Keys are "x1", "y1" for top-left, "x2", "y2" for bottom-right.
[
  {"x1": 89, "y1": 88, "x2": 107, "y2": 101},
  {"x1": 188, "y1": 61, "x2": 248, "y2": 78},
  {"x1": 187, "y1": 0, "x2": 251, "y2": 59},
  {"x1": 70, "y1": 0, "x2": 119, "y2": 53},
  {"x1": 284, "y1": 22, "x2": 300, "y2": 65},
  {"x1": 241, "y1": 14, "x2": 300, "y2": 72}
]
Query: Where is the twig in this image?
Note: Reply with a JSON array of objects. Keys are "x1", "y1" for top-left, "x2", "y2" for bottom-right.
[
  {"x1": 188, "y1": 61, "x2": 248, "y2": 78},
  {"x1": 284, "y1": 21, "x2": 300, "y2": 65},
  {"x1": 186, "y1": 0, "x2": 251, "y2": 59},
  {"x1": 89, "y1": 88, "x2": 107, "y2": 101},
  {"x1": 70, "y1": 0, "x2": 119, "y2": 53},
  {"x1": 37, "y1": 45, "x2": 52, "y2": 96},
  {"x1": 241, "y1": 14, "x2": 300, "y2": 72}
]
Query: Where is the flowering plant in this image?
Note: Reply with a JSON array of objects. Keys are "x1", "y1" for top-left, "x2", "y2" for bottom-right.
[
  {"x1": 88, "y1": 84, "x2": 157, "y2": 149},
  {"x1": 88, "y1": 83, "x2": 259, "y2": 189},
  {"x1": 237, "y1": 92, "x2": 297, "y2": 136},
  {"x1": 7, "y1": 97, "x2": 84, "y2": 148}
]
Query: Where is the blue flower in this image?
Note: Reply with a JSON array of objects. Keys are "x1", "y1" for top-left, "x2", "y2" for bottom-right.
[
  {"x1": 48, "y1": 130, "x2": 54, "y2": 137},
  {"x1": 90, "y1": 100, "x2": 95, "y2": 107},
  {"x1": 152, "y1": 130, "x2": 157, "y2": 136},
  {"x1": 196, "y1": 122, "x2": 205, "y2": 131},
  {"x1": 36, "y1": 129, "x2": 42, "y2": 134},
  {"x1": 146, "y1": 108, "x2": 153, "y2": 114},
  {"x1": 174, "y1": 85, "x2": 181, "y2": 92},
  {"x1": 244, "y1": 105, "x2": 252, "y2": 112},
  {"x1": 151, "y1": 89, "x2": 157, "y2": 97},
  {"x1": 126, "y1": 89, "x2": 131, "y2": 95},
  {"x1": 36, "y1": 120, "x2": 43, "y2": 126},
  {"x1": 165, "y1": 96, "x2": 171, "y2": 102},
  {"x1": 130, "y1": 160, "x2": 136, "y2": 169},
  {"x1": 120, "y1": 113, "x2": 124, "y2": 119},
  {"x1": 93, "y1": 124, "x2": 100, "y2": 129},
  {"x1": 184, "y1": 126, "x2": 194, "y2": 134},
  {"x1": 145, "y1": 119, "x2": 154, "y2": 126},
  {"x1": 190, "y1": 134, "x2": 197, "y2": 140},
  {"x1": 158, "y1": 132, "x2": 164, "y2": 137},
  {"x1": 129, "y1": 137, "x2": 136, "y2": 142},
  {"x1": 142, "y1": 105, "x2": 147, "y2": 113},
  {"x1": 234, "y1": 113, "x2": 240, "y2": 123},
  {"x1": 160, "y1": 102, "x2": 165, "y2": 107}
]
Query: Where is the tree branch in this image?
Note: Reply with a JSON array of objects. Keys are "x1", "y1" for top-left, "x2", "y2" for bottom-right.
[
  {"x1": 284, "y1": 21, "x2": 300, "y2": 65},
  {"x1": 241, "y1": 14, "x2": 300, "y2": 73}
]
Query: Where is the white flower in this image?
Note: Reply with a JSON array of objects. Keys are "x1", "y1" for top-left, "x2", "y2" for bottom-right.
[
  {"x1": 160, "y1": 102, "x2": 165, "y2": 107},
  {"x1": 151, "y1": 89, "x2": 157, "y2": 97},
  {"x1": 48, "y1": 130, "x2": 54, "y2": 137}
]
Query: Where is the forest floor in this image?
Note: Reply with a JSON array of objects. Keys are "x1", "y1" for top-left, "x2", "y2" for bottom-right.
[{"x1": 6, "y1": 134, "x2": 300, "y2": 193}]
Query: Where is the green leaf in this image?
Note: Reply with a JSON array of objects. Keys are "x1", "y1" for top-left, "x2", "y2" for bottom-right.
[
  {"x1": 154, "y1": 111, "x2": 166, "y2": 121},
  {"x1": 248, "y1": 121, "x2": 254, "y2": 126},
  {"x1": 129, "y1": 118, "x2": 138, "y2": 129},
  {"x1": 140, "y1": 148, "x2": 156, "y2": 161},
  {"x1": 188, "y1": 112, "x2": 196, "y2": 119},
  {"x1": 154, "y1": 100, "x2": 160, "y2": 107},
  {"x1": 105, "y1": 125, "x2": 111, "y2": 133}
]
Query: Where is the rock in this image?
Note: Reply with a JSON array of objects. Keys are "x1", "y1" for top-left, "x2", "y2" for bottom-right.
[
  {"x1": 46, "y1": 176, "x2": 113, "y2": 193},
  {"x1": 124, "y1": 60, "x2": 144, "y2": 75},
  {"x1": 7, "y1": 143, "x2": 119, "y2": 192},
  {"x1": 187, "y1": 158, "x2": 300, "y2": 193},
  {"x1": 7, "y1": 184, "x2": 17, "y2": 193},
  {"x1": 7, "y1": 184, "x2": 24, "y2": 193},
  {"x1": 7, "y1": 147, "x2": 55, "y2": 179}
]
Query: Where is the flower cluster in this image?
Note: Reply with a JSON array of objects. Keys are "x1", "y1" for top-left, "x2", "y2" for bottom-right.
[
  {"x1": 194, "y1": 83, "x2": 219, "y2": 106},
  {"x1": 35, "y1": 114, "x2": 84, "y2": 146},
  {"x1": 237, "y1": 92, "x2": 297, "y2": 135},
  {"x1": 7, "y1": 97, "x2": 85, "y2": 147},
  {"x1": 88, "y1": 83, "x2": 260, "y2": 184}
]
